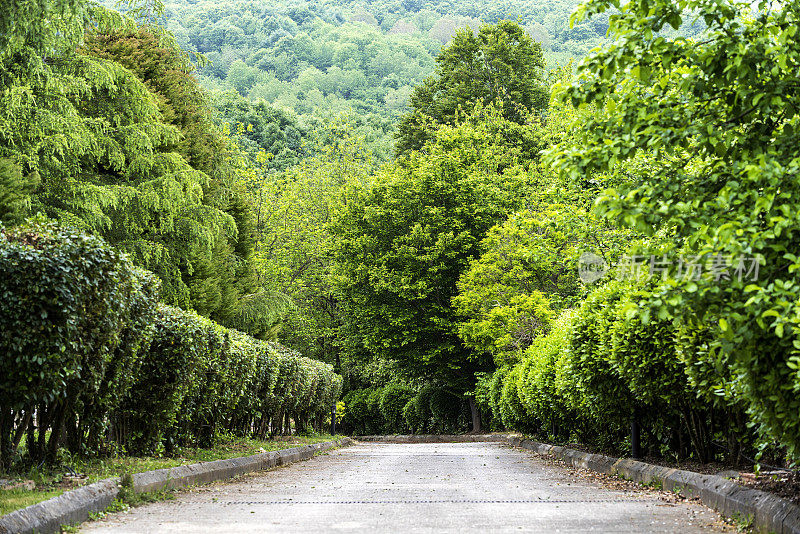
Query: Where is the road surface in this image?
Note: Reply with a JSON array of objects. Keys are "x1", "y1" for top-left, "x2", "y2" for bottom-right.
[{"x1": 82, "y1": 441, "x2": 731, "y2": 533}]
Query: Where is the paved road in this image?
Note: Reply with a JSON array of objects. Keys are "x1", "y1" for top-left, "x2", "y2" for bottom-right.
[{"x1": 82, "y1": 442, "x2": 730, "y2": 533}]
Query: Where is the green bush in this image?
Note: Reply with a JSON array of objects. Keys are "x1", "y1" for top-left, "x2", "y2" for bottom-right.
[
  {"x1": 516, "y1": 310, "x2": 577, "y2": 440},
  {"x1": 380, "y1": 384, "x2": 414, "y2": 433},
  {"x1": 560, "y1": 280, "x2": 633, "y2": 446},
  {"x1": 0, "y1": 221, "x2": 342, "y2": 464},
  {"x1": 402, "y1": 399, "x2": 425, "y2": 433},
  {"x1": 498, "y1": 364, "x2": 530, "y2": 432},
  {"x1": 116, "y1": 305, "x2": 208, "y2": 453},
  {"x1": 341, "y1": 389, "x2": 376, "y2": 435},
  {"x1": 0, "y1": 221, "x2": 159, "y2": 466},
  {"x1": 366, "y1": 388, "x2": 385, "y2": 434},
  {"x1": 428, "y1": 389, "x2": 466, "y2": 433},
  {"x1": 118, "y1": 307, "x2": 342, "y2": 453}
]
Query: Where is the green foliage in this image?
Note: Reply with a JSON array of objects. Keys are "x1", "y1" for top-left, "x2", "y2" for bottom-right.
[
  {"x1": 0, "y1": 221, "x2": 159, "y2": 466},
  {"x1": 251, "y1": 128, "x2": 374, "y2": 358},
  {"x1": 0, "y1": 0, "x2": 261, "y2": 327},
  {"x1": 0, "y1": 222, "x2": 340, "y2": 464},
  {"x1": 549, "y1": 0, "x2": 800, "y2": 460},
  {"x1": 332, "y1": 110, "x2": 536, "y2": 400},
  {"x1": 159, "y1": 0, "x2": 625, "y2": 158},
  {"x1": 118, "y1": 305, "x2": 341, "y2": 453},
  {"x1": 516, "y1": 310, "x2": 577, "y2": 440},
  {"x1": 379, "y1": 384, "x2": 414, "y2": 432},
  {"x1": 561, "y1": 280, "x2": 634, "y2": 437},
  {"x1": 340, "y1": 388, "x2": 385, "y2": 435},
  {"x1": 401, "y1": 399, "x2": 423, "y2": 433},
  {"x1": 82, "y1": 28, "x2": 224, "y2": 173},
  {"x1": 0, "y1": 159, "x2": 38, "y2": 225},
  {"x1": 428, "y1": 389, "x2": 466, "y2": 434},
  {"x1": 396, "y1": 21, "x2": 548, "y2": 154},
  {"x1": 211, "y1": 91, "x2": 307, "y2": 171},
  {"x1": 408, "y1": 385, "x2": 435, "y2": 433},
  {"x1": 453, "y1": 204, "x2": 605, "y2": 364}
]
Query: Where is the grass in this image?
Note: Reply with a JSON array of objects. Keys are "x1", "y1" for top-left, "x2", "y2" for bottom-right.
[
  {"x1": 0, "y1": 487, "x2": 63, "y2": 515},
  {"x1": 0, "y1": 433, "x2": 336, "y2": 516}
]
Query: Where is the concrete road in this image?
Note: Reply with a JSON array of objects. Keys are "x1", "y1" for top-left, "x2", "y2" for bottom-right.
[{"x1": 82, "y1": 442, "x2": 731, "y2": 533}]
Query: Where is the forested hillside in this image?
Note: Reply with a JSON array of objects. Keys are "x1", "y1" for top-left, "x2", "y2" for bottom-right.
[{"x1": 156, "y1": 0, "x2": 620, "y2": 158}]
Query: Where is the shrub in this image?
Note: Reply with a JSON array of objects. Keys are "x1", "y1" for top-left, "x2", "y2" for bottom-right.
[
  {"x1": 0, "y1": 222, "x2": 342, "y2": 463},
  {"x1": 116, "y1": 305, "x2": 207, "y2": 453},
  {"x1": 412, "y1": 385, "x2": 436, "y2": 433},
  {"x1": 498, "y1": 364, "x2": 529, "y2": 431},
  {"x1": 0, "y1": 221, "x2": 159, "y2": 466},
  {"x1": 402, "y1": 399, "x2": 425, "y2": 433},
  {"x1": 341, "y1": 389, "x2": 374, "y2": 435},
  {"x1": 560, "y1": 280, "x2": 633, "y2": 446},
  {"x1": 380, "y1": 384, "x2": 414, "y2": 433},
  {"x1": 516, "y1": 310, "x2": 577, "y2": 440},
  {"x1": 428, "y1": 389, "x2": 465, "y2": 433},
  {"x1": 366, "y1": 388, "x2": 385, "y2": 434}
]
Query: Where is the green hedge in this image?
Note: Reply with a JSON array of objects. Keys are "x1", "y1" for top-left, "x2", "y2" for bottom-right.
[
  {"x1": 485, "y1": 279, "x2": 764, "y2": 463},
  {"x1": 0, "y1": 222, "x2": 342, "y2": 466},
  {"x1": 0, "y1": 221, "x2": 160, "y2": 466},
  {"x1": 380, "y1": 384, "x2": 414, "y2": 432},
  {"x1": 340, "y1": 383, "x2": 470, "y2": 435},
  {"x1": 117, "y1": 306, "x2": 342, "y2": 453}
]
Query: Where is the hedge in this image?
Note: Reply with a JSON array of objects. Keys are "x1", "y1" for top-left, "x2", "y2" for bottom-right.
[
  {"x1": 0, "y1": 221, "x2": 161, "y2": 466},
  {"x1": 485, "y1": 279, "x2": 769, "y2": 464},
  {"x1": 340, "y1": 384, "x2": 471, "y2": 435},
  {"x1": 116, "y1": 306, "x2": 341, "y2": 453},
  {"x1": 0, "y1": 222, "x2": 342, "y2": 467}
]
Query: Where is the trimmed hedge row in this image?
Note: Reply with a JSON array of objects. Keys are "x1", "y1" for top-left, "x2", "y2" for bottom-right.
[
  {"x1": 483, "y1": 279, "x2": 766, "y2": 464},
  {"x1": 0, "y1": 222, "x2": 341, "y2": 467},
  {"x1": 340, "y1": 384, "x2": 469, "y2": 435},
  {"x1": 115, "y1": 305, "x2": 341, "y2": 454}
]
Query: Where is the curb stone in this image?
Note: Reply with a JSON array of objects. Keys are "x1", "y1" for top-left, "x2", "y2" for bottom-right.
[
  {"x1": 358, "y1": 433, "x2": 800, "y2": 533},
  {"x1": 0, "y1": 437, "x2": 352, "y2": 534}
]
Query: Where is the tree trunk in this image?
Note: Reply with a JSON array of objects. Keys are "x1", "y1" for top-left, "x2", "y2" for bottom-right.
[
  {"x1": 468, "y1": 397, "x2": 482, "y2": 434},
  {"x1": 0, "y1": 406, "x2": 12, "y2": 470}
]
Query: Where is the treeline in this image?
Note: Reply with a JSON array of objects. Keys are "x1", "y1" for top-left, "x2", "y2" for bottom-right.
[{"x1": 0, "y1": 222, "x2": 340, "y2": 469}]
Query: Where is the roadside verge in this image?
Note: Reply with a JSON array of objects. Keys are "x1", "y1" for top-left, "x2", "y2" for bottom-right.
[
  {"x1": 359, "y1": 433, "x2": 800, "y2": 533},
  {"x1": 0, "y1": 437, "x2": 352, "y2": 534}
]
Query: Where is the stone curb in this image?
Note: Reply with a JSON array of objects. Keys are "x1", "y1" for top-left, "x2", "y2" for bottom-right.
[
  {"x1": 0, "y1": 437, "x2": 352, "y2": 534},
  {"x1": 358, "y1": 433, "x2": 800, "y2": 533}
]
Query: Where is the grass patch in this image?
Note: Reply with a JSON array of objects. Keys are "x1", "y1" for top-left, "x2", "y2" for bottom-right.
[
  {"x1": 1, "y1": 433, "x2": 336, "y2": 516},
  {"x1": 0, "y1": 488, "x2": 63, "y2": 516}
]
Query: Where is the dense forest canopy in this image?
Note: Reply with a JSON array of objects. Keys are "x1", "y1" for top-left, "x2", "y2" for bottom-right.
[{"x1": 149, "y1": 0, "x2": 620, "y2": 158}]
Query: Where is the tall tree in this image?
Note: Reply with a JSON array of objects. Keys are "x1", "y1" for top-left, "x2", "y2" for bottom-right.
[
  {"x1": 395, "y1": 20, "x2": 549, "y2": 154},
  {"x1": 0, "y1": 0, "x2": 260, "y2": 327}
]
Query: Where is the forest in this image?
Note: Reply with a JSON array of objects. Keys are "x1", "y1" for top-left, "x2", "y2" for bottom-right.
[{"x1": 2, "y1": 0, "x2": 800, "y2": 482}]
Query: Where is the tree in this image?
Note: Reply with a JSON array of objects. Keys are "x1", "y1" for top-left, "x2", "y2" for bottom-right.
[
  {"x1": 549, "y1": 0, "x2": 800, "y2": 459},
  {"x1": 331, "y1": 110, "x2": 538, "y2": 431},
  {"x1": 395, "y1": 20, "x2": 549, "y2": 154},
  {"x1": 251, "y1": 123, "x2": 375, "y2": 357},
  {"x1": 453, "y1": 204, "x2": 594, "y2": 365}
]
